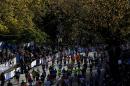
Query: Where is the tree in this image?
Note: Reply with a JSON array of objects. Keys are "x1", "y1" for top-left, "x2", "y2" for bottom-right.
[
  {"x1": 0, "y1": 0, "x2": 47, "y2": 43},
  {"x1": 82, "y1": 0, "x2": 130, "y2": 84},
  {"x1": 38, "y1": 0, "x2": 130, "y2": 84}
]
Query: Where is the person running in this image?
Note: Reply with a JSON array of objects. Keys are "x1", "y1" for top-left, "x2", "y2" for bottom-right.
[
  {"x1": 63, "y1": 57, "x2": 66, "y2": 66},
  {"x1": 80, "y1": 75, "x2": 86, "y2": 86},
  {"x1": 83, "y1": 63, "x2": 88, "y2": 70},
  {"x1": 64, "y1": 78, "x2": 69, "y2": 86},
  {"x1": 61, "y1": 79, "x2": 66, "y2": 86},
  {"x1": 35, "y1": 79, "x2": 42, "y2": 86},
  {"x1": 57, "y1": 68, "x2": 61, "y2": 77},
  {"x1": 68, "y1": 74, "x2": 73, "y2": 86},
  {"x1": 45, "y1": 74, "x2": 52, "y2": 86},
  {"x1": 42, "y1": 64, "x2": 45, "y2": 71},
  {"x1": 77, "y1": 61, "x2": 81, "y2": 69},
  {"x1": 7, "y1": 80, "x2": 13, "y2": 86},
  {"x1": 32, "y1": 69, "x2": 37, "y2": 81},
  {"x1": 15, "y1": 70, "x2": 20, "y2": 84},
  {"x1": 25, "y1": 71, "x2": 29, "y2": 83},
  {"x1": 90, "y1": 63, "x2": 93, "y2": 74},
  {"x1": 21, "y1": 80, "x2": 27, "y2": 86},
  {"x1": 44, "y1": 79, "x2": 51, "y2": 86},
  {"x1": 76, "y1": 53, "x2": 80, "y2": 63},
  {"x1": 27, "y1": 73, "x2": 33, "y2": 86},
  {"x1": 41, "y1": 72, "x2": 46, "y2": 83}
]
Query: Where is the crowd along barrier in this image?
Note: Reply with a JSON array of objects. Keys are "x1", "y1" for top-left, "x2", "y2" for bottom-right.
[
  {"x1": 4, "y1": 58, "x2": 42, "y2": 81},
  {"x1": 3, "y1": 51, "x2": 87, "y2": 81},
  {"x1": 0, "y1": 57, "x2": 17, "y2": 74},
  {"x1": 4, "y1": 67, "x2": 20, "y2": 81},
  {"x1": 4, "y1": 70, "x2": 15, "y2": 81}
]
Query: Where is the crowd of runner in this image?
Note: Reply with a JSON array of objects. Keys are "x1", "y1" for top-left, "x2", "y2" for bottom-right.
[{"x1": 0, "y1": 43, "x2": 111, "y2": 86}]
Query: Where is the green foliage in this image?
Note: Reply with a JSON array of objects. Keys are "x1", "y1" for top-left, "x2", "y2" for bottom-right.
[
  {"x1": 0, "y1": 0, "x2": 130, "y2": 45},
  {"x1": 0, "y1": 23, "x2": 9, "y2": 33},
  {"x1": 82, "y1": 0, "x2": 130, "y2": 44},
  {"x1": 44, "y1": 0, "x2": 130, "y2": 45},
  {"x1": 19, "y1": 28, "x2": 47, "y2": 44},
  {"x1": 0, "y1": 0, "x2": 47, "y2": 43}
]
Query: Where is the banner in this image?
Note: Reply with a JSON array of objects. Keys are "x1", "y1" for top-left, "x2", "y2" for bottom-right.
[
  {"x1": 12, "y1": 58, "x2": 16, "y2": 65},
  {"x1": 4, "y1": 72, "x2": 11, "y2": 80},
  {"x1": 10, "y1": 70, "x2": 15, "y2": 78},
  {"x1": 31, "y1": 60, "x2": 36, "y2": 68}
]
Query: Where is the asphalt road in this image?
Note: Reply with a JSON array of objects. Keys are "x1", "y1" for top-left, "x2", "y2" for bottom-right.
[{"x1": 5, "y1": 64, "x2": 105, "y2": 86}]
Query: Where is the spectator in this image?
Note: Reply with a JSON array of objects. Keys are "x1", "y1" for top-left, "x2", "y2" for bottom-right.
[{"x1": 0, "y1": 72, "x2": 5, "y2": 86}]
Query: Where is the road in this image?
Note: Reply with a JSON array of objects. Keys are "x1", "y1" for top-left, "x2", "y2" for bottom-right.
[{"x1": 5, "y1": 63, "x2": 105, "y2": 86}]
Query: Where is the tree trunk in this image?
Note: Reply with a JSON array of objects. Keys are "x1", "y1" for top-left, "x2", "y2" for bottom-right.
[
  {"x1": 5, "y1": 41, "x2": 8, "y2": 58},
  {"x1": 107, "y1": 44, "x2": 121, "y2": 85}
]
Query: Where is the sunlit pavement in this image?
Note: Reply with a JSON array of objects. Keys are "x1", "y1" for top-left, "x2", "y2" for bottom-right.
[{"x1": 5, "y1": 65, "x2": 105, "y2": 86}]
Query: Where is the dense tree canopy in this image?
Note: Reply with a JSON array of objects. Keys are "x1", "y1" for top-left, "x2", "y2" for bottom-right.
[
  {"x1": 0, "y1": 0, "x2": 130, "y2": 45},
  {"x1": 0, "y1": 0, "x2": 47, "y2": 43},
  {"x1": 83, "y1": 0, "x2": 130, "y2": 45},
  {"x1": 0, "y1": 0, "x2": 130, "y2": 84}
]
